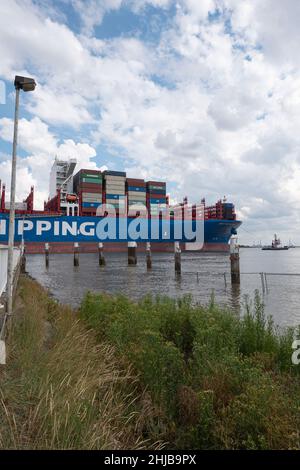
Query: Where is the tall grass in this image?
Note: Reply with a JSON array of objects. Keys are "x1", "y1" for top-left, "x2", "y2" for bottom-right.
[
  {"x1": 79, "y1": 290, "x2": 300, "y2": 449},
  {"x1": 0, "y1": 277, "x2": 158, "y2": 450}
]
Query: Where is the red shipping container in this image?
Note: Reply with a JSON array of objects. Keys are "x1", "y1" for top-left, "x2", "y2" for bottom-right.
[
  {"x1": 146, "y1": 194, "x2": 166, "y2": 200},
  {"x1": 126, "y1": 178, "x2": 146, "y2": 186},
  {"x1": 78, "y1": 184, "x2": 102, "y2": 192},
  {"x1": 146, "y1": 181, "x2": 166, "y2": 187}
]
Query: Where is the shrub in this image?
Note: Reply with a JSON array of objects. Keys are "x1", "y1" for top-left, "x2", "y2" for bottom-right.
[{"x1": 78, "y1": 290, "x2": 300, "y2": 449}]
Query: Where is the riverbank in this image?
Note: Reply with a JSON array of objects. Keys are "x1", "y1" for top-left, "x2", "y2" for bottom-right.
[
  {"x1": 0, "y1": 276, "x2": 159, "y2": 450},
  {"x1": 1, "y1": 275, "x2": 300, "y2": 449}
]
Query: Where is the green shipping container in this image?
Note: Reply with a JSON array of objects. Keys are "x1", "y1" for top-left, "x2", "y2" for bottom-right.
[
  {"x1": 82, "y1": 177, "x2": 102, "y2": 184},
  {"x1": 81, "y1": 172, "x2": 102, "y2": 179}
]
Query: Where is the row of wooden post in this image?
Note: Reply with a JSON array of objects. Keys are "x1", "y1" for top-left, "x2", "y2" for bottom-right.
[
  {"x1": 43, "y1": 239, "x2": 241, "y2": 282},
  {"x1": 43, "y1": 241, "x2": 182, "y2": 273}
]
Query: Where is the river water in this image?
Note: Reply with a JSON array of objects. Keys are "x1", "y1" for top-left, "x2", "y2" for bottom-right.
[{"x1": 25, "y1": 248, "x2": 300, "y2": 327}]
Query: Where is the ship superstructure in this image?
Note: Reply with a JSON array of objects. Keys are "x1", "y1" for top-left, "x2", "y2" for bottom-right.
[{"x1": 49, "y1": 157, "x2": 78, "y2": 216}]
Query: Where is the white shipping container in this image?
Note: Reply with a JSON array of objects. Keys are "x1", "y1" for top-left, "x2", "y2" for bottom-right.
[
  {"x1": 128, "y1": 204, "x2": 147, "y2": 210},
  {"x1": 105, "y1": 189, "x2": 126, "y2": 196},
  {"x1": 82, "y1": 197, "x2": 102, "y2": 203},
  {"x1": 82, "y1": 192, "x2": 102, "y2": 199},
  {"x1": 105, "y1": 183, "x2": 125, "y2": 190},
  {"x1": 104, "y1": 175, "x2": 126, "y2": 183},
  {"x1": 106, "y1": 199, "x2": 126, "y2": 205},
  {"x1": 127, "y1": 191, "x2": 146, "y2": 199}
]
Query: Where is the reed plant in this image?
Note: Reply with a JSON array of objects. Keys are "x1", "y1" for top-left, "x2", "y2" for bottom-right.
[{"x1": 0, "y1": 277, "x2": 155, "y2": 450}]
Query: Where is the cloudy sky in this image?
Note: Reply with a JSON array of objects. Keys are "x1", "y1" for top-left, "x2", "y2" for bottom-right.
[{"x1": 0, "y1": 0, "x2": 300, "y2": 244}]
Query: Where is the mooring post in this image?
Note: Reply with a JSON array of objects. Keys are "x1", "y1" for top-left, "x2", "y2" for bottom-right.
[
  {"x1": 98, "y1": 242, "x2": 106, "y2": 266},
  {"x1": 20, "y1": 243, "x2": 26, "y2": 273},
  {"x1": 74, "y1": 242, "x2": 79, "y2": 267},
  {"x1": 224, "y1": 272, "x2": 227, "y2": 288},
  {"x1": 174, "y1": 241, "x2": 181, "y2": 275},
  {"x1": 128, "y1": 242, "x2": 137, "y2": 266},
  {"x1": 45, "y1": 243, "x2": 49, "y2": 268},
  {"x1": 146, "y1": 242, "x2": 152, "y2": 270},
  {"x1": 230, "y1": 237, "x2": 240, "y2": 284}
]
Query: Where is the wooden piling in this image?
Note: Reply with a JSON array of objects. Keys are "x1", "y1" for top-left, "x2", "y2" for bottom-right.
[
  {"x1": 128, "y1": 242, "x2": 137, "y2": 265},
  {"x1": 45, "y1": 243, "x2": 49, "y2": 268},
  {"x1": 174, "y1": 242, "x2": 181, "y2": 275},
  {"x1": 230, "y1": 237, "x2": 240, "y2": 284},
  {"x1": 74, "y1": 242, "x2": 79, "y2": 267},
  {"x1": 98, "y1": 242, "x2": 106, "y2": 266},
  {"x1": 146, "y1": 242, "x2": 152, "y2": 270},
  {"x1": 20, "y1": 246, "x2": 26, "y2": 273}
]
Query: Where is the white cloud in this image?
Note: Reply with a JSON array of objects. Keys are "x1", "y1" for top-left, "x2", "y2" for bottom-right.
[
  {"x1": 0, "y1": 0, "x2": 300, "y2": 242},
  {"x1": 0, "y1": 117, "x2": 97, "y2": 208}
]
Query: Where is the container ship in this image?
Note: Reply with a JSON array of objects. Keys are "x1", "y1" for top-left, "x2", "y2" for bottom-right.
[{"x1": 0, "y1": 158, "x2": 241, "y2": 253}]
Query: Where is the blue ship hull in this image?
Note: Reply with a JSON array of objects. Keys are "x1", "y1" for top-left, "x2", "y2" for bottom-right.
[
  {"x1": 204, "y1": 219, "x2": 242, "y2": 246},
  {"x1": 0, "y1": 215, "x2": 242, "y2": 252}
]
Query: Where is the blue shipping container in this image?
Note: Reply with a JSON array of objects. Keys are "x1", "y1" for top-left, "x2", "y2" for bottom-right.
[
  {"x1": 127, "y1": 186, "x2": 146, "y2": 192},
  {"x1": 82, "y1": 202, "x2": 102, "y2": 208},
  {"x1": 147, "y1": 189, "x2": 166, "y2": 195},
  {"x1": 106, "y1": 194, "x2": 126, "y2": 200},
  {"x1": 149, "y1": 198, "x2": 167, "y2": 204},
  {"x1": 104, "y1": 170, "x2": 126, "y2": 177}
]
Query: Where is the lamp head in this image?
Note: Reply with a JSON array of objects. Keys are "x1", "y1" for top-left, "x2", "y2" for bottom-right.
[{"x1": 14, "y1": 75, "x2": 36, "y2": 92}]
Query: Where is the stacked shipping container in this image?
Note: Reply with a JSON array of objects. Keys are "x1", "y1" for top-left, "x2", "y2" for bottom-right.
[
  {"x1": 126, "y1": 178, "x2": 147, "y2": 214},
  {"x1": 103, "y1": 170, "x2": 126, "y2": 214},
  {"x1": 146, "y1": 181, "x2": 167, "y2": 216},
  {"x1": 72, "y1": 168, "x2": 170, "y2": 218},
  {"x1": 73, "y1": 169, "x2": 103, "y2": 216}
]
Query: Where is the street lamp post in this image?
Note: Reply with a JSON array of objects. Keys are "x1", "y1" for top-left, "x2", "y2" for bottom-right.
[{"x1": 5, "y1": 76, "x2": 36, "y2": 321}]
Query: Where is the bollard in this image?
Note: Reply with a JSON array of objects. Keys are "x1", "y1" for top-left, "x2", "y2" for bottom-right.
[
  {"x1": 45, "y1": 243, "x2": 49, "y2": 268},
  {"x1": 98, "y1": 242, "x2": 106, "y2": 266},
  {"x1": 74, "y1": 242, "x2": 79, "y2": 267},
  {"x1": 21, "y1": 253, "x2": 26, "y2": 273},
  {"x1": 20, "y1": 245, "x2": 26, "y2": 273},
  {"x1": 146, "y1": 242, "x2": 152, "y2": 270},
  {"x1": 230, "y1": 237, "x2": 240, "y2": 284},
  {"x1": 128, "y1": 242, "x2": 137, "y2": 265},
  {"x1": 174, "y1": 242, "x2": 181, "y2": 275}
]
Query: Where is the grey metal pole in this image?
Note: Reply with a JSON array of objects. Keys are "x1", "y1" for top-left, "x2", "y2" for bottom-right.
[{"x1": 6, "y1": 87, "x2": 20, "y2": 318}]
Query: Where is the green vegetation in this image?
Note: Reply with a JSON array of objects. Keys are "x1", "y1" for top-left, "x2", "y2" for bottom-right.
[
  {"x1": 0, "y1": 277, "x2": 158, "y2": 450},
  {"x1": 79, "y1": 290, "x2": 300, "y2": 450},
  {"x1": 1, "y1": 277, "x2": 300, "y2": 450}
]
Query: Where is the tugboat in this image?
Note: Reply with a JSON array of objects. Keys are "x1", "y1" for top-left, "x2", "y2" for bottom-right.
[{"x1": 262, "y1": 234, "x2": 289, "y2": 251}]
